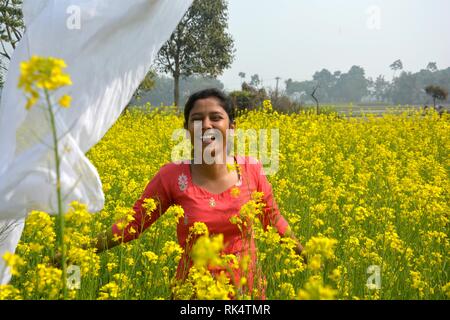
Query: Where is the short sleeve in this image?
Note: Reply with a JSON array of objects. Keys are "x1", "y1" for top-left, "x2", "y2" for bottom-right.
[
  {"x1": 253, "y1": 159, "x2": 289, "y2": 236},
  {"x1": 112, "y1": 165, "x2": 173, "y2": 243}
]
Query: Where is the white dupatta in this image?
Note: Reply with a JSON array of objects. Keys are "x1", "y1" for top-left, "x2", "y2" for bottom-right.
[{"x1": 0, "y1": 0, "x2": 192, "y2": 284}]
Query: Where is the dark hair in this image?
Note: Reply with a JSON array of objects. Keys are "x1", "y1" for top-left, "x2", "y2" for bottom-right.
[{"x1": 184, "y1": 88, "x2": 235, "y2": 128}]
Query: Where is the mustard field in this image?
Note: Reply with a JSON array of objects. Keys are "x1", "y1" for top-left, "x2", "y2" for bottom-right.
[{"x1": 2, "y1": 104, "x2": 449, "y2": 300}]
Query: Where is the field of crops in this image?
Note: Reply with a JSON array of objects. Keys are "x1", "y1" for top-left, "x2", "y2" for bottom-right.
[{"x1": 1, "y1": 104, "x2": 449, "y2": 300}]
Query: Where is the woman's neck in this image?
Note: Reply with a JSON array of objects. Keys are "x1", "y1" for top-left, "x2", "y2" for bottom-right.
[{"x1": 190, "y1": 154, "x2": 235, "y2": 181}]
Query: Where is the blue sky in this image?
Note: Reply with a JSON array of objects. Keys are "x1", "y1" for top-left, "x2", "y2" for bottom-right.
[{"x1": 219, "y1": 0, "x2": 450, "y2": 91}]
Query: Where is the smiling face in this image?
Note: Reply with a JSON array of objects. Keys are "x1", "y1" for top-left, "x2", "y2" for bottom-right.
[{"x1": 186, "y1": 97, "x2": 235, "y2": 161}]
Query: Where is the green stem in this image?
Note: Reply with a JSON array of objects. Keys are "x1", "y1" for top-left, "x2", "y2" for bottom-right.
[{"x1": 44, "y1": 89, "x2": 67, "y2": 299}]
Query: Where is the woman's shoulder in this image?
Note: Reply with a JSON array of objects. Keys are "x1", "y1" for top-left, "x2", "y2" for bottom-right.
[
  {"x1": 159, "y1": 160, "x2": 190, "y2": 174},
  {"x1": 156, "y1": 160, "x2": 189, "y2": 178}
]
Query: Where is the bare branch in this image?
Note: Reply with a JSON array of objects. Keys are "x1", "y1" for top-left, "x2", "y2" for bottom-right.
[{"x1": 311, "y1": 84, "x2": 320, "y2": 115}]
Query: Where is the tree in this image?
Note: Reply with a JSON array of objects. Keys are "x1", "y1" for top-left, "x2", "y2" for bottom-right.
[
  {"x1": 285, "y1": 78, "x2": 318, "y2": 104},
  {"x1": 0, "y1": 0, "x2": 24, "y2": 63},
  {"x1": 238, "y1": 72, "x2": 246, "y2": 84},
  {"x1": 249, "y1": 74, "x2": 261, "y2": 88},
  {"x1": 154, "y1": 0, "x2": 234, "y2": 107},
  {"x1": 310, "y1": 84, "x2": 320, "y2": 115},
  {"x1": 133, "y1": 74, "x2": 225, "y2": 107},
  {"x1": 390, "y1": 59, "x2": 403, "y2": 78},
  {"x1": 312, "y1": 68, "x2": 335, "y2": 102},
  {"x1": 425, "y1": 85, "x2": 448, "y2": 107},
  {"x1": 373, "y1": 75, "x2": 390, "y2": 102},
  {"x1": 334, "y1": 65, "x2": 368, "y2": 103},
  {"x1": 333, "y1": 71, "x2": 342, "y2": 79},
  {"x1": 390, "y1": 71, "x2": 417, "y2": 105},
  {"x1": 366, "y1": 76, "x2": 375, "y2": 98},
  {"x1": 426, "y1": 62, "x2": 438, "y2": 72},
  {"x1": 131, "y1": 69, "x2": 157, "y2": 102},
  {"x1": 229, "y1": 82, "x2": 268, "y2": 111}
]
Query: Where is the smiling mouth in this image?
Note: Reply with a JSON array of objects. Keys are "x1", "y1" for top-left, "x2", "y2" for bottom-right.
[{"x1": 202, "y1": 134, "x2": 216, "y2": 144}]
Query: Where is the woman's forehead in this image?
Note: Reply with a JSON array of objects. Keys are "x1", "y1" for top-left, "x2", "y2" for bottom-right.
[{"x1": 190, "y1": 97, "x2": 226, "y2": 115}]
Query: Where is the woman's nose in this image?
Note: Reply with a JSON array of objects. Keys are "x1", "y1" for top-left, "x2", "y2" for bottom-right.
[{"x1": 202, "y1": 117, "x2": 213, "y2": 129}]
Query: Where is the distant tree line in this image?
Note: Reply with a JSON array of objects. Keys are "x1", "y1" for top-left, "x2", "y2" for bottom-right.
[
  {"x1": 131, "y1": 73, "x2": 225, "y2": 107},
  {"x1": 137, "y1": 61, "x2": 448, "y2": 113},
  {"x1": 284, "y1": 61, "x2": 450, "y2": 105}
]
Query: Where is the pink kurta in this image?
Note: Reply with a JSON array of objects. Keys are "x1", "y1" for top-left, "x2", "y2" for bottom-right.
[{"x1": 112, "y1": 155, "x2": 289, "y2": 297}]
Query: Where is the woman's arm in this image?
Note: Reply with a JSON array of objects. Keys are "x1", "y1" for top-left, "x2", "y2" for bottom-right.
[
  {"x1": 253, "y1": 159, "x2": 306, "y2": 262},
  {"x1": 91, "y1": 166, "x2": 174, "y2": 252},
  {"x1": 283, "y1": 227, "x2": 307, "y2": 262},
  {"x1": 86, "y1": 228, "x2": 121, "y2": 253},
  {"x1": 52, "y1": 166, "x2": 174, "y2": 267},
  {"x1": 53, "y1": 229, "x2": 120, "y2": 267},
  {"x1": 110, "y1": 167, "x2": 172, "y2": 244}
]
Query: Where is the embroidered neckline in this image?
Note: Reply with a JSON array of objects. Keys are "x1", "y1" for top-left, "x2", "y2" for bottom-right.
[{"x1": 186, "y1": 155, "x2": 242, "y2": 197}]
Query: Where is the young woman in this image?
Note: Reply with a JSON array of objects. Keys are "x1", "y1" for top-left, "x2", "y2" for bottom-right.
[{"x1": 90, "y1": 88, "x2": 305, "y2": 298}]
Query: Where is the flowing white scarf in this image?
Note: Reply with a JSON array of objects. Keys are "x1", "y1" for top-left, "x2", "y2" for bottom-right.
[{"x1": 0, "y1": 0, "x2": 192, "y2": 284}]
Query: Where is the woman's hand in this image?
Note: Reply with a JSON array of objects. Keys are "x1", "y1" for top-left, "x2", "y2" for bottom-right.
[
  {"x1": 294, "y1": 242, "x2": 307, "y2": 264},
  {"x1": 284, "y1": 227, "x2": 307, "y2": 264},
  {"x1": 50, "y1": 251, "x2": 64, "y2": 269}
]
